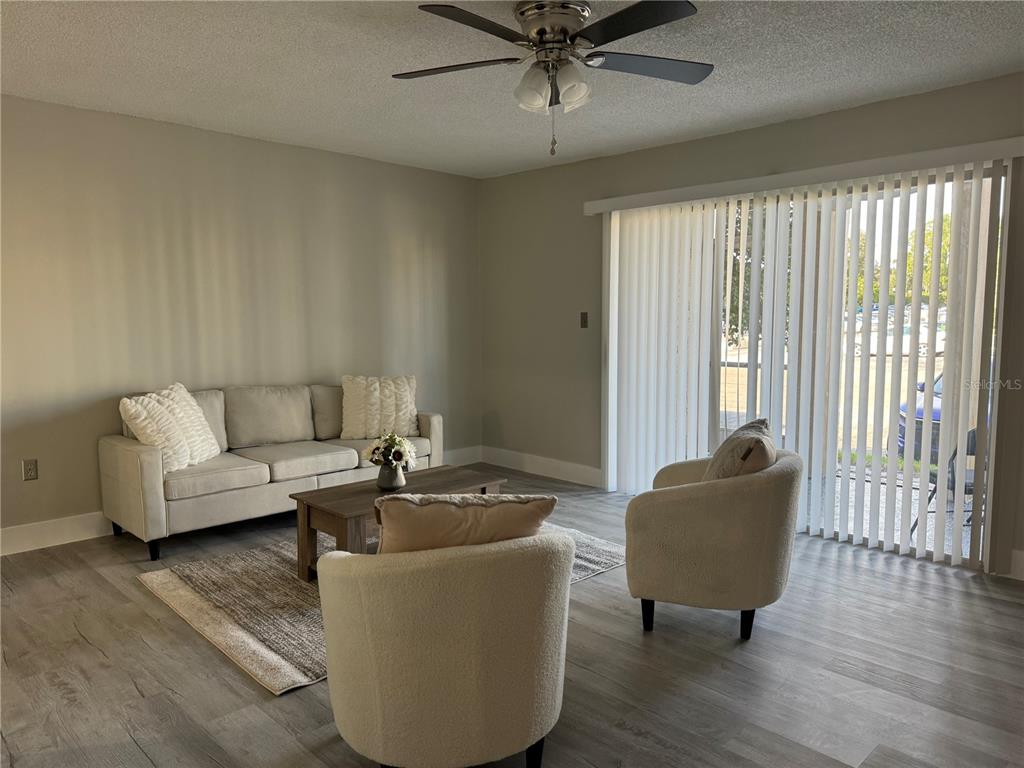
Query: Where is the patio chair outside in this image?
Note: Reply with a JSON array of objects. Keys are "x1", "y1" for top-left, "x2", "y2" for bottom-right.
[{"x1": 910, "y1": 428, "x2": 976, "y2": 537}]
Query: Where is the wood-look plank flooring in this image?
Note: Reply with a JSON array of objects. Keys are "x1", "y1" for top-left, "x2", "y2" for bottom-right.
[{"x1": 3, "y1": 464, "x2": 1023, "y2": 768}]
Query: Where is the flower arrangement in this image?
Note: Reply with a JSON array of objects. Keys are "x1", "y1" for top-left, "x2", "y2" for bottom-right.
[{"x1": 363, "y1": 432, "x2": 417, "y2": 470}]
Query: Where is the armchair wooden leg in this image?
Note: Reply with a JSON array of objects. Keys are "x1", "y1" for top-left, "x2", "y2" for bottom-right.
[
  {"x1": 525, "y1": 737, "x2": 545, "y2": 768},
  {"x1": 148, "y1": 540, "x2": 161, "y2": 561},
  {"x1": 740, "y1": 609, "x2": 755, "y2": 640},
  {"x1": 111, "y1": 522, "x2": 123, "y2": 536},
  {"x1": 641, "y1": 599, "x2": 654, "y2": 632}
]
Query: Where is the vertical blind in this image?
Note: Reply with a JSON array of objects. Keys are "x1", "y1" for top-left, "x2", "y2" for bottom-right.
[{"x1": 608, "y1": 159, "x2": 1012, "y2": 567}]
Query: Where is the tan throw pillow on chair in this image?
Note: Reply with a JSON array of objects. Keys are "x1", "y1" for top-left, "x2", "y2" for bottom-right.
[
  {"x1": 702, "y1": 418, "x2": 777, "y2": 481},
  {"x1": 374, "y1": 494, "x2": 556, "y2": 554}
]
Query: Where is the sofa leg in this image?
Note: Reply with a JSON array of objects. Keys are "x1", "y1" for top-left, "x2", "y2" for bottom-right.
[
  {"x1": 111, "y1": 522, "x2": 123, "y2": 536},
  {"x1": 148, "y1": 540, "x2": 161, "y2": 561},
  {"x1": 525, "y1": 737, "x2": 545, "y2": 768},
  {"x1": 641, "y1": 599, "x2": 654, "y2": 632},
  {"x1": 740, "y1": 609, "x2": 755, "y2": 640}
]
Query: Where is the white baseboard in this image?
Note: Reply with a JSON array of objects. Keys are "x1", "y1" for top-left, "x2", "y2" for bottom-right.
[
  {"x1": 1, "y1": 511, "x2": 111, "y2": 556},
  {"x1": 443, "y1": 444, "x2": 604, "y2": 486},
  {"x1": 444, "y1": 445, "x2": 484, "y2": 465},
  {"x1": 480, "y1": 446, "x2": 603, "y2": 487}
]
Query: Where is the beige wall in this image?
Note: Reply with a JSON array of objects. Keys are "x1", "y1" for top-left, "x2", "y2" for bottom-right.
[
  {"x1": 1, "y1": 96, "x2": 482, "y2": 528},
  {"x1": 478, "y1": 72, "x2": 1024, "y2": 472},
  {"x1": 4, "y1": 73, "x2": 1023, "y2": 551},
  {"x1": 990, "y1": 157, "x2": 1024, "y2": 575}
]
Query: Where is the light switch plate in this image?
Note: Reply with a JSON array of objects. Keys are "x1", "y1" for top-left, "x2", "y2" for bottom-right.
[{"x1": 22, "y1": 459, "x2": 38, "y2": 481}]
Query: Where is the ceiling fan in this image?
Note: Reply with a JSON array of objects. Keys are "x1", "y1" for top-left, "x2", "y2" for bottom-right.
[{"x1": 393, "y1": 0, "x2": 713, "y2": 139}]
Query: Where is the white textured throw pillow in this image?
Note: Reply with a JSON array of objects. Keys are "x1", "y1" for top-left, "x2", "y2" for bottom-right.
[
  {"x1": 702, "y1": 418, "x2": 777, "y2": 481},
  {"x1": 341, "y1": 375, "x2": 419, "y2": 439},
  {"x1": 119, "y1": 393, "x2": 191, "y2": 473},
  {"x1": 166, "y1": 383, "x2": 221, "y2": 464},
  {"x1": 119, "y1": 383, "x2": 221, "y2": 472}
]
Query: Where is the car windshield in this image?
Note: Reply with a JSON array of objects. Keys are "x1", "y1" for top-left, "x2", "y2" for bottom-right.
[{"x1": 934, "y1": 374, "x2": 943, "y2": 396}]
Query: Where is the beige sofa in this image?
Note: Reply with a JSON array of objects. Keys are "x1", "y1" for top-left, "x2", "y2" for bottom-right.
[
  {"x1": 625, "y1": 450, "x2": 803, "y2": 640},
  {"x1": 98, "y1": 384, "x2": 443, "y2": 559},
  {"x1": 318, "y1": 533, "x2": 575, "y2": 768}
]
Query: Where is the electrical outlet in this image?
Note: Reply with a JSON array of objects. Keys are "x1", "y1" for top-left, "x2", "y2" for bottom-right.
[
  {"x1": 580, "y1": 311, "x2": 589, "y2": 329},
  {"x1": 22, "y1": 459, "x2": 38, "y2": 481}
]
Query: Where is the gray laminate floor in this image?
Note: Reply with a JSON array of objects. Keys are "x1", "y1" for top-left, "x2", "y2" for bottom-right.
[{"x1": 2, "y1": 464, "x2": 1022, "y2": 768}]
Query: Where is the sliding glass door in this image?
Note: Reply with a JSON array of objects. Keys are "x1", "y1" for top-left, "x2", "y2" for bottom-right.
[{"x1": 606, "y1": 159, "x2": 1012, "y2": 567}]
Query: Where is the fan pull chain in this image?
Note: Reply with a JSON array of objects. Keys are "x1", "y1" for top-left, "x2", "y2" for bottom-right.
[{"x1": 550, "y1": 107, "x2": 557, "y2": 156}]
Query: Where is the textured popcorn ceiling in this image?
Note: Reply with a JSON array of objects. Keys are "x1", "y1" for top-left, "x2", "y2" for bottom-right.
[{"x1": 2, "y1": 1, "x2": 1022, "y2": 178}]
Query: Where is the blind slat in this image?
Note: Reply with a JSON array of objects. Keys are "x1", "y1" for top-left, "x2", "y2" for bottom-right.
[
  {"x1": 823, "y1": 190, "x2": 849, "y2": 540},
  {"x1": 797, "y1": 191, "x2": 818, "y2": 530},
  {"x1": 940, "y1": 167, "x2": 967, "y2": 565},
  {"x1": 770, "y1": 193, "x2": 789, "y2": 439},
  {"x1": 810, "y1": 190, "x2": 833, "y2": 535},
  {"x1": 839, "y1": 184, "x2": 863, "y2": 542},
  {"x1": 737, "y1": 203, "x2": 750, "y2": 420},
  {"x1": 854, "y1": 182, "x2": 878, "y2": 545},
  {"x1": 950, "y1": 164, "x2": 984, "y2": 565},
  {"x1": 886, "y1": 174, "x2": 912, "y2": 553},
  {"x1": 920, "y1": 174, "x2": 946, "y2": 561},
  {"x1": 904, "y1": 177, "x2": 929, "y2": 556},
  {"x1": 748, "y1": 197, "x2": 764, "y2": 418},
  {"x1": 871, "y1": 178, "x2": 894, "y2": 548}
]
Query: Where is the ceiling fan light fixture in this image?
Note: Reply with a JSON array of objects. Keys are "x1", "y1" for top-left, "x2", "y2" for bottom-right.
[
  {"x1": 515, "y1": 61, "x2": 551, "y2": 113},
  {"x1": 556, "y1": 59, "x2": 591, "y2": 112},
  {"x1": 396, "y1": 2, "x2": 714, "y2": 152}
]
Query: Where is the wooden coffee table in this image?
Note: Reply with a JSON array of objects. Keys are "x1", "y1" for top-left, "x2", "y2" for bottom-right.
[{"x1": 289, "y1": 465, "x2": 507, "y2": 581}]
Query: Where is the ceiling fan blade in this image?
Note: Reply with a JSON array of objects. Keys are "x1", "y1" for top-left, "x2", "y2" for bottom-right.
[
  {"x1": 419, "y1": 4, "x2": 530, "y2": 45},
  {"x1": 572, "y1": 1, "x2": 697, "y2": 47},
  {"x1": 393, "y1": 57, "x2": 521, "y2": 80},
  {"x1": 584, "y1": 52, "x2": 713, "y2": 84}
]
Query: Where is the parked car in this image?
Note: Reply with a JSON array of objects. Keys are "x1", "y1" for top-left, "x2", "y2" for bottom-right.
[
  {"x1": 851, "y1": 305, "x2": 945, "y2": 357},
  {"x1": 897, "y1": 373, "x2": 943, "y2": 464}
]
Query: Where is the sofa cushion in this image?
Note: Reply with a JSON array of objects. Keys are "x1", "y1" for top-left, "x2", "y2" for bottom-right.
[
  {"x1": 311, "y1": 385, "x2": 343, "y2": 440},
  {"x1": 233, "y1": 441, "x2": 358, "y2": 481},
  {"x1": 323, "y1": 436, "x2": 430, "y2": 468},
  {"x1": 163, "y1": 451, "x2": 270, "y2": 500},
  {"x1": 374, "y1": 494, "x2": 556, "y2": 554},
  {"x1": 192, "y1": 389, "x2": 228, "y2": 452},
  {"x1": 224, "y1": 385, "x2": 314, "y2": 448}
]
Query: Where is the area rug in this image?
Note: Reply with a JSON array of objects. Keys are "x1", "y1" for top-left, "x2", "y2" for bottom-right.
[{"x1": 138, "y1": 524, "x2": 624, "y2": 695}]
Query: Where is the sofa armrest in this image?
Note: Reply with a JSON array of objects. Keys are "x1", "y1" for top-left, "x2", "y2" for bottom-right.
[
  {"x1": 417, "y1": 412, "x2": 443, "y2": 467},
  {"x1": 652, "y1": 458, "x2": 712, "y2": 489},
  {"x1": 98, "y1": 435, "x2": 167, "y2": 541}
]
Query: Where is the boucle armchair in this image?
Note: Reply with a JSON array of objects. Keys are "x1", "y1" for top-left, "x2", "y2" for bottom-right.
[
  {"x1": 317, "y1": 533, "x2": 575, "y2": 768},
  {"x1": 625, "y1": 450, "x2": 803, "y2": 640}
]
